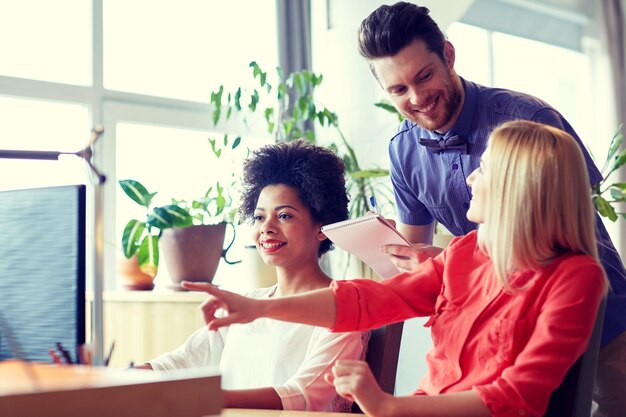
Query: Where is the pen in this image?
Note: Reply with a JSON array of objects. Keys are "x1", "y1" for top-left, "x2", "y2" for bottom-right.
[
  {"x1": 55, "y1": 342, "x2": 73, "y2": 364},
  {"x1": 104, "y1": 341, "x2": 115, "y2": 367},
  {"x1": 369, "y1": 196, "x2": 379, "y2": 214}
]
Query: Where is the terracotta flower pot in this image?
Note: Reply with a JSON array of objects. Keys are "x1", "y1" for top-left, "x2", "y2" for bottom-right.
[
  {"x1": 118, "y1": 253, "x2": 155, "y2": 290},
  {"x1": 160, "y1": 223, "x2": 238, "y2": 288}
]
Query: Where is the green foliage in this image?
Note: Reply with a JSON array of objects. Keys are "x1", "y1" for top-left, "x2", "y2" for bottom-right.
[
  {"x1": 592, "y1": 124, "x2": 626, "y2": 222},
  {"x1": 374, "y1": 99, "x2": 405, "y2": 124},
  {"x1": 208, "y1": 61, "x2": 395, "y2": 218}
]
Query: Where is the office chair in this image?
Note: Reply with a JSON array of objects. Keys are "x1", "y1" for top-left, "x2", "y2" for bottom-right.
[
  {"x1": 544, "y1": 296, "x2": 607, "y2": 417},
  {"x1": 352, "y1": 322, "x2": 404, "y2": 413}
]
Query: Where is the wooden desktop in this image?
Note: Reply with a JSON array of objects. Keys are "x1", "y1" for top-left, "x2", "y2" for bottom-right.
[
  {"x1": 222, "y1": 409, "x2": 349, "y2": 417},
  {"x1": 0, "y1": 360, "x2": 221, "y2": 417}
]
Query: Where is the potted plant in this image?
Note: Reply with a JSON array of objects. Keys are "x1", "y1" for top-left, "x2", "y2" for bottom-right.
[
  {"x1": 118, "y1": 137, "x2": 241, "y2": 289},
  {"x1": 204, "y1": 62, "x2": 397, "y2": 279},
  {"x1": 208, "y1": 61, "x2": 396, "y2": 219},
  {"x1": 592, "y1": 124, "x2": 626, "y2": 221}
]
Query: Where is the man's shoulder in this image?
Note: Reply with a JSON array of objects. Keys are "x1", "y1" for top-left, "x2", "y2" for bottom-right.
[
  {"x1": 389, "y1": 120, "x2": 420, "y2": 144},
  {"x1": 473, "y1": 83, "x2": 555, "y2": 118}
]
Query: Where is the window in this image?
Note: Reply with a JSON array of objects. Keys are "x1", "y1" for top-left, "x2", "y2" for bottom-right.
[
  {"x1": 0, "y1": 96, "x2": 90, "y2": 190},
  {"x1": 0, "y1": 0, "x2": 91, "y2": 86},
  {"x1": 447, "y1": 22, "x2": 593, "y2": 154},
  {"x1": 103, "y1": 0, "x2": 278, "y2": 101},
  {"x1": 0, "y1": 1, "x2": 279, "y2": 289},
  {"x1": 446, "y1": 22, "x2": 619, "y2": 243}
]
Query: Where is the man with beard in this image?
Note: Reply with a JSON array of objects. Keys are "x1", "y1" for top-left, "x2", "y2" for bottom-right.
[{"x1": 359, "y1": 2, "x2": 626, "y2": 416}]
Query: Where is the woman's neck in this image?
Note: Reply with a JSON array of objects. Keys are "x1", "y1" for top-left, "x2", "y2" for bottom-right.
[{"x1": 273, "y1": 261, "x2": 332, "y2": 296}]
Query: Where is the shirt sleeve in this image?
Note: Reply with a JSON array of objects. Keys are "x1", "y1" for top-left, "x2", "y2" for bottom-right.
[
  {"x1": 389, "y1": 127, "x2": 434, "y2": 226},
  {"x1": 274, "y1": 329, "x2": 368, "y2": 411},
  {"x1": 148, "y1": 325, "x2": 228, "y2": 370},
  {"x1": 474, "y1": 261, "x2": 606, "y2": 417},
  {"x1": 331, "y1": 249, "x2": 450, "y2": 332}
]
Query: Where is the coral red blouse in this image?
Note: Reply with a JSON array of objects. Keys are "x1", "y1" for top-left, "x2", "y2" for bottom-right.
[{"x1": 331, "y1": 231, "x2": 605, "y2": 417}]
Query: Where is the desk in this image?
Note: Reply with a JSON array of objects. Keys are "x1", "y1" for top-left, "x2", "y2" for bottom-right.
[
  {"x1": 0, "y1": 360, "x2": 221, "y2": 417},
  {"x1": 222, "y1": 409, "x2": 348, "y2": 417}
]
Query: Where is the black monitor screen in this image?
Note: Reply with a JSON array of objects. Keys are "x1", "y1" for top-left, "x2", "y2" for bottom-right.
[{"x1": 0, "y1": 184, "x2": 86, "y2": 363}]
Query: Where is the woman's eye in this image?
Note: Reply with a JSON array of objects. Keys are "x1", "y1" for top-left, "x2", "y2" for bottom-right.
[
  {"x1": 253, "y1": 215, "x2": 264, "y2": 222},
  {"x1": 278, "y1": 213, "x2": 292, "y2": 220}
]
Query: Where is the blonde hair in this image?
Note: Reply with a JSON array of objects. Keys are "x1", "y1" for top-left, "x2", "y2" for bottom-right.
[{"x1": 478, "y1": 120, "x2": 600, "y2": 290}]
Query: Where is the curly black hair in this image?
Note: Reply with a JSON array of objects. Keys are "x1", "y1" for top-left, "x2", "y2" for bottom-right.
[{"x1": 239, "y1": 139, "x2": 349, "y2": 257}]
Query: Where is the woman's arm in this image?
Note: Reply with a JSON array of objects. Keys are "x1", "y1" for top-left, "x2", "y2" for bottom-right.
[
  {"x1": 180, "y1": 282, "x2": 337, "y2": 330},
  {"x1": 329, "y1": 360, "x2": 490, "y2": 417},
  {"x1": 380, "y1": 391, "x2": 490, "y2": 417},
  {"x1": 222, "y1": 388, "x2": 283, "y2": 410}
]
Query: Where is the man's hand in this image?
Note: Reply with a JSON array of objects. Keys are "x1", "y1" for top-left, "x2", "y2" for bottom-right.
[
  {"x1": 181, "y1": 281, "x2": 264, "y2": 330},
  {"x1": 381, "y1": 243, "x2": 443, "y2": 272}
]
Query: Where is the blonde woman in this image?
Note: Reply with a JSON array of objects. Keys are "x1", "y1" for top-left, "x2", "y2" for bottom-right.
[{"x1": 183, "y1": 121, "x2": 607, "y2": 417}]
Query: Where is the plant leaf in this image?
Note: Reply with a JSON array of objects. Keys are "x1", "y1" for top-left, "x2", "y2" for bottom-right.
[
  {"x1": 234, "y1": 87, "x2": 242, "y2": 111},
  {"x1": 138, "y1": 235, "x2": 159, "y2": 277},
  {"x1": 208, "y1": 137, "x2": 222, "y2": 158},
  {"x1": 610, "y1": 187, "x2": 625, "y2": 201},
  {"x1": 161, "y1": 204, "x2": 193, "y2": 227},
  {"x1": 594, "y1": 196, "x2": 618, "y2": 221},
  {"x1": 210, "y1": 85, "x2": 224, "y2": 126},
  {"x1": 121, "y1": 219, "x2": 145, "y2": 258},
  {"x1": 350, "y1": 169, "x2": 390, "y2": 179},
  {"x1": 119, "y1": 179, "x2": 156, "y2": 208},
  {"x1": 605, "y1": 124, "x2": 624, "y2": 166},
  {"x1": 611, "y1": 149, "x2": 626, "y2": 173},
  {"x1": 249, "y1": 89, "x2": 259, "y2": 111}
]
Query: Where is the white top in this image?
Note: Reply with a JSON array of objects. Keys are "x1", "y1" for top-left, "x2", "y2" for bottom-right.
[{"x1": 148, "y1": 285, "x2": 369, "y2": 412}]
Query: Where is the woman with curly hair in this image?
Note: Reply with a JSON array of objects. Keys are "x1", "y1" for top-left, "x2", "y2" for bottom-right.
[
  {"x1": 140, "y1": 139, "x2": 367, "y2": 412},
  {"x1": 184, "y1": 121, "x2": 608, "y2": 417}
]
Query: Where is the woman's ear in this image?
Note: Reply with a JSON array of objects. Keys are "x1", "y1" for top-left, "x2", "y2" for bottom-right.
[{"x1": 317, "y1": 229, "x2": 327, "y2": 242}]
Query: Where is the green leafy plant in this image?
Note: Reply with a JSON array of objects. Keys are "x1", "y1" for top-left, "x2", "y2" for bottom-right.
[
  {"x1": 592, "y1": 124, "x2": 626, "y2": 221},
  {"x1": 119, "y1": 137, "x2": 240, "y2": 276},
  {"x1": 208, "y1": 61, "x2": 395, "y2": 218}
]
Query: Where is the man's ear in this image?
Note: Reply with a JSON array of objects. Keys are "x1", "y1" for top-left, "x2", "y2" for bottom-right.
[
  {"x1": 443, "y1": 41, "x2": 456, "y2": 68},
  {"x1": 317, "y1": 229, "x2": 327, "y2": 242}
]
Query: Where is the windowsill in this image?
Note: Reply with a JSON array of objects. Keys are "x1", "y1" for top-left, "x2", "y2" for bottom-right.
[{"x1": 86, "y1": 289, "x2": 207, "y2": 303}]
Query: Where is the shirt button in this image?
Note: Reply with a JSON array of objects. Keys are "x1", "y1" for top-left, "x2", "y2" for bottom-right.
[
  {"x1": 451, "y1": 163, "x2": 459, "y2": 170},
  {"x1": 463, "y1": 203, "x2": 469, "y2": 209}
]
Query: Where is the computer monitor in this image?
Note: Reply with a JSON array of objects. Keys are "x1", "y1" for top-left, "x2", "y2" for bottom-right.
[{"x1": 0, "y1": 184, "x2": 86, "y2": 363}]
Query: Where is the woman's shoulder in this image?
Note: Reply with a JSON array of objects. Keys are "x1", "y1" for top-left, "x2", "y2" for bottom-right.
[
  {"x1": 543, "y1": 252, "x2": 606, "y2": 294},
  {"x1": 243, "y1": 285, "x2": 278, "y2": 299},
  {"x1": 444, "y1": 230, "x2": 481, "y2": 254},
  {"x1": 553, "y1": 252, "x2": 602, "y2": 272}
]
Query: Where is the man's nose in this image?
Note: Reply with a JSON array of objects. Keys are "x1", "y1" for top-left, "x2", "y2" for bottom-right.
[{"x1": 408, "y1": 87, "x2": 422, "y2": 106}]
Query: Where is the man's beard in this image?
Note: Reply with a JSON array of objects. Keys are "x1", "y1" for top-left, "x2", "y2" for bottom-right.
[{"x1": 407, "y1": 72, "x2": 463, "y2": 132}]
